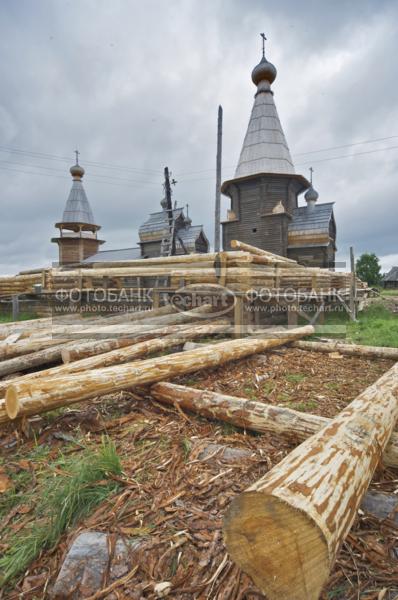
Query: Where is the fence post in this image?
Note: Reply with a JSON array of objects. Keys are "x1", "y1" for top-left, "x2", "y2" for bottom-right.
[{"x1": 12, "y1": 294, "x2": 20, "y2": 321}]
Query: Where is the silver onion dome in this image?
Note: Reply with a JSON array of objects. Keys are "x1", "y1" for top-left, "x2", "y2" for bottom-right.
[
  {"x1": 251, "y1": 56, "x2": 277, "y2": 86},
  {"x1": 305, "y1": 185, "x2": 319, "y2": 203},
  {"x1": 70, "y1": 163, "x2": 85, "y2": 179}
]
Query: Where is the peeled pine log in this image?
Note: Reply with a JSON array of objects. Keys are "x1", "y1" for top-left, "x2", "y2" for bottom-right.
[
  {"x1": 0, "y1": 341, "x2": 91, "y2": 378},
  {"x1": 230, "y1": 240, "x2": 298, "y2": 264},
  {"x1": 0, "y1": 322, "x2": 218, "y2": 399},
  {"x1": 83, "y1": 250, "x2": 249, "y2": 269},
  {"x1": 0, "y1": 316, "x2": 61, "y2": 339},
  {"x1": 197, "y1": 443, "x2": 398, "y2": 523},
  {"x1": 52, "y1": 303, "x2": 213, "y2": 338},
  {"x1": 293, "y1": 340, "x2": 398, "y2": 361},
  {"x1": 0, "y1": 320, "x2": 229, "y2": 393},
  {"x1": 0, "y1": 337, "x2": 69, "y2": 361},
  {"x1": 0, "y1": 400, "x2": 8, "y2": 425},
  {"x1": 5, "y1": 325, "x2": 313, "y2": 420},
  {"x1": 61, "y1": 304, "x2": 215, "y2": 362},
  {"x1": 223, "y1": 361, "x2": 398, "y2": 600},
  {"x1": 150, "y1": 383, "x2": 398, "y2": 468},
  {"x1": 0, "y1": 322, "x2": 229, "y2": 423}
]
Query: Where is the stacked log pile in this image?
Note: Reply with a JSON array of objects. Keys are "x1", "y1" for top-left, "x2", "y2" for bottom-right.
[
  {"x1": 38, "y1": 242, "x2": 366, "y2": 296},
  {"x1": 0, "y1": 272, "x2": 44, "y2": 297}
]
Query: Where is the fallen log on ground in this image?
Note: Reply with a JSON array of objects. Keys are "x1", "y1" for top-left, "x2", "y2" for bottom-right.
[
  {"x1": 150, "y1": 383, "x2": 398, "y2": 468},
  {"x1": 293, "y1": 340, "x2": 398, "y2": 361},
  {"x1": 0, "y1": 337, "x2": 69, "y2": 361},
  {"x1": 0, "y1": 322, "x2": 231, "y2": 399},
  {"x1": 0, "y1": 341, "x2": 91, "y2": 378},
  {"x1": 61, "y1": 303, "x2": 216, "y2": 362},
  {"x1": 5, "y1": 325, "x2": 313, "y2": 420},
  {"x1": 48, "y1": 303, "x2": 178, "y2": 336},
  {"x1": 0, "y1": 400, "x2": 8, "y2": 425},
  {"x1": 223, "y1": 361, "x2": 398, "y2": 600},
  {"x1": 196, "y1": 442, "x2": 398, "y2": 523},
  {"x1": 0, "y1": 320, "x2": 229, "y2": 393},
  {"x1": 0, "y1": 322, "x2": 228, "y2": 424}
]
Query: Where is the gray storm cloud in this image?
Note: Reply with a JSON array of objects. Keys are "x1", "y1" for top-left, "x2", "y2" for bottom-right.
[{"x1": 0, "y1": 0, "x2": 397, "y2": 274}]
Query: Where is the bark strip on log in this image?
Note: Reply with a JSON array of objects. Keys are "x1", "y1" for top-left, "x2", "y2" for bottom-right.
[
  {"x1": 223, "y1": 361, "x2": 398, "y2": 600},
  {"x1": 5, "y1": 326, "x2": 314, "y2": 420},
  {"x1": 149, "y1": 382, "x2": 398, "y2": 469},
  {"x1": 293, "y1": 340, "x2": 398, "y2": 361}
]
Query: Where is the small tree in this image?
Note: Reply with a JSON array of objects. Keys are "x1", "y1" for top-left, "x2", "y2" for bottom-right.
[{"x1": 356, "y1": 253, "x2": 382, "y2": 286}]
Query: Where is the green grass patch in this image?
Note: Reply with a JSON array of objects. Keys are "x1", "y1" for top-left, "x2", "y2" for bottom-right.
[
  {"x1": 0, "y1": 437, "x2": 122, "y2": 587},
  {"x1": 288, "y1": 400, "x2": 318, "y2": 412},
  {"x1": 262, "y1": 381, "x2": 275, "y2": 395},
  {"x1": 347, "y1": 302, "x2": 398, "y2": 347},
  {"x1": 312, "y1": 302, "x2": 398, "y2": 347},
  {"x1": 378, "y1": 288, "x2": 398, "y2": 297},
  {"x1": 180, "y1": 437, "x2": 192, "y2": 461},
  {"x1": 285, "y1": 373, "x2": 307, "y2": 384},
  {"x1": 243, "y1": 385, "x2": 257, "y2": 400},
  {"x1": 0, "y1": 312, "x2": 39, "y2": 323},
  {"x1": 325, "y1": 382, "x2": 340, "y2": 391}
]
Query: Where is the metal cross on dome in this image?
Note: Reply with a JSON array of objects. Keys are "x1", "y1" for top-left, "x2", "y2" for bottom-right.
[
  {"x1": 309, "y1": 166, "x2": 314, "y2": 184},
  {"x1": 74, "y1": 149, "x2": 80, "y2": 165},
  {"x1": 260, "y1": 33, "x2": 267, "y2": 57}
]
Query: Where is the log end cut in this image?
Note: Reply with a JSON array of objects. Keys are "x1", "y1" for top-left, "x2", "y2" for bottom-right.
[
  {"x1": 223, "y1": 492, "x2": 329, "y2": 600},
  {"x1": 5, "y1": 386, "x2": 19, "y2": 419}
]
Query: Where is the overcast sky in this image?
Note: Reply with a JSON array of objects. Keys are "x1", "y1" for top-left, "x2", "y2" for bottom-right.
[{"x1": 0, "y1": 0, "x2": 397, "y2": 275}]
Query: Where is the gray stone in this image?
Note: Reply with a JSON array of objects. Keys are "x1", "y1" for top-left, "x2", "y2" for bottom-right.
[{"x1": 51, "y1": 531, "x2": 144, "y2": 599}]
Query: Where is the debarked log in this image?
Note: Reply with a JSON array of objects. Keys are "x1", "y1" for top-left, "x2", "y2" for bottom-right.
[
  {"x1": 196, "y1": 442, "x2": 398, "y2": 522},
  {"x1": 0, "y1": 337, "x2": 69, "y2": 361},
  {"x1": 0, "y1": 321, "x2": 229, "y2": 424},
  {"x1": 223, "y1": 361, "x2": 398, "y2": 600},
  {"x1": 5, "y1": 325, "x2": 314, "y2": 420},
  {"x1": 149, "y1": 383, "x2": 398, "y2": 468},
  {"x1": 293, "y1": 340, "x2": 398, "y2": 361},
  {"x1": 0, "y1": 322, "x2": 231, "y2": 400},
  {"x1": 61, "y1": 303, "x2": 217, "y2": 362},
  {"x1": 0, "y1": 341, "x2": 90, "y2": 378}
]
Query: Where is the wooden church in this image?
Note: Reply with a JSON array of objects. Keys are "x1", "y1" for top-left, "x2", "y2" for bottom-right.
[
  {"x1": 52, "y1": 161, "x2": 209, "y2": 266},
  {"x1": 222, "y1": 42, "x2": 336, "y2": 268},
  {"x1": 52, "y1": 40, "x2": 336, "y2": 268}
]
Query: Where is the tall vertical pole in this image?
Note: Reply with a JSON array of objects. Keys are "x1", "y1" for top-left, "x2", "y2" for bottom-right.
[
  {"x1": 349, "y1": 246, "x2": 357, "y2": 321},
  {"x1": 214, "y1": 105, "x2": 223, "y2": 252},
  {"x1": 164, "y1": 166, "x2": 175, "y2": 255}
]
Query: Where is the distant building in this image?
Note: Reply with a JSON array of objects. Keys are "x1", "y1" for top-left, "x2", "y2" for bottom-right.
[
  {"x1": 222, "y1": 44, "x2": 336, "y2": 268},
  {"x1": 138, "y1": 202, "x2": 209, "y2": 258},
  {"x1": 52, "y1": 158, "x2": 104, "y2": 266},
  {"x1": 52, "y1": 156, "x2": 209, "y2": 266},
  {"x1": 382, "y1": 267, "x2": 398, "y2": 289}
]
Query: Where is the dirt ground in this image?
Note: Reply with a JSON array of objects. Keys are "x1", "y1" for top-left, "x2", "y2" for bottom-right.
[{"x1": 0, "y1": 348, "x2": 397, "y2": 599}]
